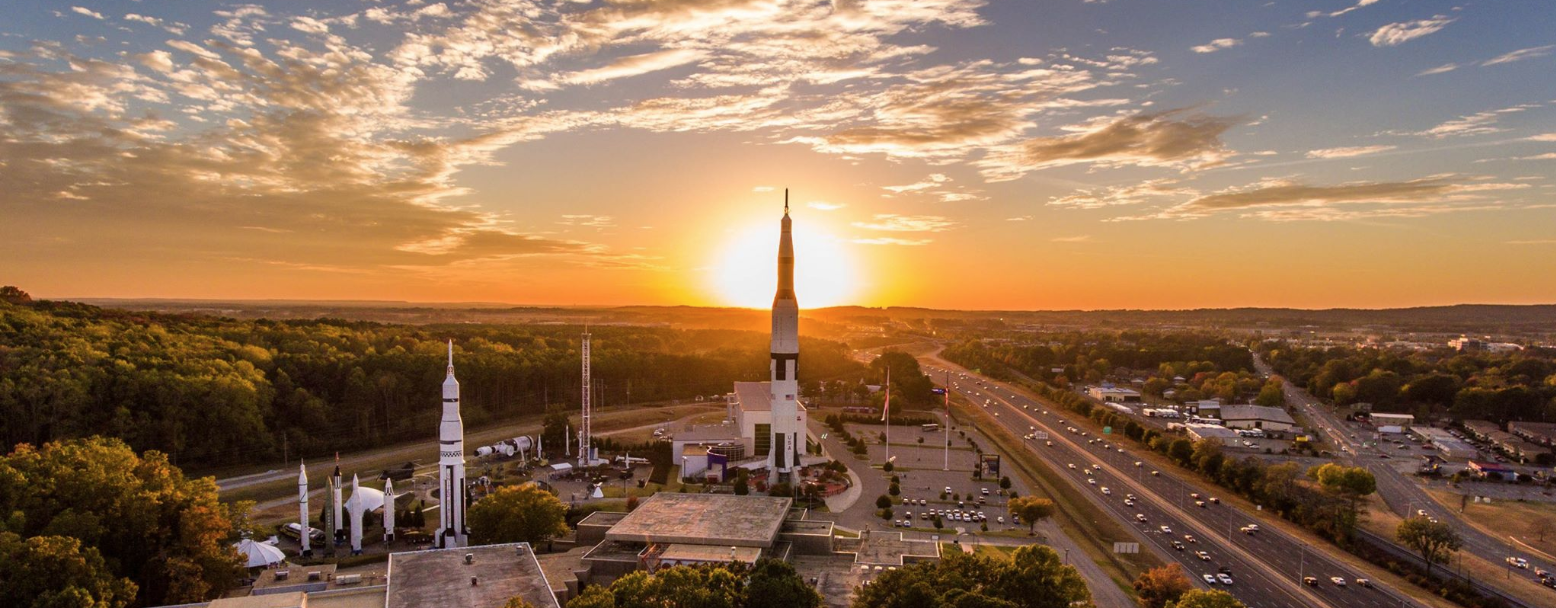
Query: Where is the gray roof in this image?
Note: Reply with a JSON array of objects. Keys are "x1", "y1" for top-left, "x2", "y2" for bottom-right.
[
  {"x1": 1219, "y1": 405, "x2": 1295, "y2": 425},
  {"x1": 604, "y1": 493, "x2": 791, "y2": 548},
  {"x1": 386, "y1": 543, "x2": 558, "y2": 608},
  {"x1": 734, "y1": 381, "x2": 772, "y2": 412}
]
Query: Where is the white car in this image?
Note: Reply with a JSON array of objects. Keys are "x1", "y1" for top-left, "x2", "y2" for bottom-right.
[
  {"x1": 1160, "y1": 525, "x2": 1173, "y2": 534},
  {"x1": 1216, "y1": 574, "x2": 1233, "y2": 585},
  {"x1": 1087, "y1": 478, "x2": 1096, "y2": 485},
  {"x1": 1508, "y1": 557, "x2": 1530, "y2": 569},
  {"x1": 1100, "y1": 487, "x2": 1111, "y2": 495},
  {"x1": 1202, "y1": 574, "x2": 1217, "y2": 585},
  {"x1": 997, "y1": 516, "x2": 1005, "y2": 524},
  {"x1": 1134, "y1": 461, "x2": 1143, "y2": 467},
  {"x1": 1196, "y1": 551, "x2": 1211, "y2": 561},
  {"x1": 1124, "y1": 498, "x2": 1136, "y2": 506},
  {"x1": 1068, "y1": 463, "x2": 1077, "y2": 470},
  {"x1": 1330, "y1": 577, "x2": 1346, "y2": 587},
  {"x1": 1136, "y1": 513, "x2": 1148, "y2": 522}
]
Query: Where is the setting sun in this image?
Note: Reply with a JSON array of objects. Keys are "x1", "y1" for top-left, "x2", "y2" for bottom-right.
[{"x1": 710, "y1": 216, "x2": 858, "y2": 309}]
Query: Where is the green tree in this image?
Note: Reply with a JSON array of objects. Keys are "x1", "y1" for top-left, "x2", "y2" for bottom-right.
[
  {"x1": 852, "y1": 546, "x2": 1090, "y2": 608},
  {"x1": 0, "y1": 532, "x2": 138, "y2": 608},
  {"x1": 541, "y1": 411, "x2": 572, "y2": 459},
  {"x1": 1133, "y1": 563, "x2": 1193, "y2": 608},
  {"x1": 1167, "y1": 589, "x2": 1244, "y2": 608},
  {"x1": 1007, "y1": 496, "x2": 1056, "y2": 535},
  {"x1": 569, "y1": 561, "x2": 757, "y2": 608},
  {"x1": 745, "y1": 558, "x2": 822, "y2": 608},
  {"x1": 467, "y1": 484, "x2": 570, "y2": 546},
  {"x1": 1396, "y1": 516, "x2": 1461, "y2": 578},
  {"x1": 0, "y1": 437, "x2": 245, "y2": 606},
  {"x1": 999, "y1": 476, "x2": 1012, "y2": 490},
  {"x1": 1254, "y1": 380, "x2": 1284, "y2": 407},
  {"x1": 568, "y1": 586, "x2": 615, "y2": 608},
  {"x1": 733, "y1": 469, "x2": 749, "y2": 496},
  {"x1": 876, "y1": 495, "x2": 892, "y2": 509},
  {"x1": 504, "y1": 597, "x2": 540, "y2": 608}
]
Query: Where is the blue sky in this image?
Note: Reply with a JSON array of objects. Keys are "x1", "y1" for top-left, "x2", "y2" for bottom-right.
[{"x1": 2, "y1": 1, "x2": 1553, "y2": 308}]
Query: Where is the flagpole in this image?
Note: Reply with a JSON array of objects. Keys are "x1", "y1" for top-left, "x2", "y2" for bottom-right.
[
  {"x1": 884, "y1": 369, "x2": 891, "y2": 466},
  {"x1": 944, "y1": 370, "x2": 951, "y2": 471}
]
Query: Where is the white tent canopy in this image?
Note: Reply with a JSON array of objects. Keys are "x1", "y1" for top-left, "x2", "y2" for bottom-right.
[
  {"x1": 343, "y1": 486, "x2": 386, "y2": 513},
  {"x1": 234, "y1": 538, "x2": 286, "y2": 568},
  {"x1": 550, "y1": 462, "x2": 574, "y2": 472}
]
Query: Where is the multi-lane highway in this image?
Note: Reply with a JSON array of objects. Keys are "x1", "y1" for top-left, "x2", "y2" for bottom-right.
[
  {"x1": 1258, "y1": 354, "x2": 1555, "y2": 603},
  {"x1": 926, "y1": 357, "x2": 1425, "y2": 608}
]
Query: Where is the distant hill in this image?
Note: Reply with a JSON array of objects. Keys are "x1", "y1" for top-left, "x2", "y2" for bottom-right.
[{"x1": 73, "y1": 297, "x2": 1556, "y2": 335}]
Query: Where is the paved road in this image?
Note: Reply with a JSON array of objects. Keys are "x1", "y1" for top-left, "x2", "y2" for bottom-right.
[
  {"x1": 926, "y1": 355, "x2": 1425, "y2": 608},
  {"x1": 1256, "y1": 353, "x2": 1555, "y2": 603}
]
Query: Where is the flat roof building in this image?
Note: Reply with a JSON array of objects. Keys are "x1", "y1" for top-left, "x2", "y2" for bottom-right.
[
  {"x1": 1370, "y1": 413, "x2": 1414, "y2": 433},
  {"x1": 604, "y1": 493, "x2": 792, "y2": 548},
  {"x1": 386, "y1": 543, "x2": 559, "y2": 608},
  {"x1": 1509, "y1": 421, "x2": 1556, "y2": 447},
  {"x1": 1219, "y1": 405, "x2": 1296, "y2": 432}
]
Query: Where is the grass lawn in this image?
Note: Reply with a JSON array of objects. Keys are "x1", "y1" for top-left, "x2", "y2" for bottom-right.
[
  {"x1": 1360, "y1": 497, "x2": 1550, "y2": 607},
  {"x1": 1425, "y1": 487, "x2": 1556, "y2": 559}
]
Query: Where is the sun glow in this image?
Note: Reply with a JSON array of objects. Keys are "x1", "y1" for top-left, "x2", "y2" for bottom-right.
[{"x1": 710, "y1": 218, "x2": 858, "y2": 308}]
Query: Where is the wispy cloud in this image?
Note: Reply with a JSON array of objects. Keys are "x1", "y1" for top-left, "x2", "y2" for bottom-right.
[
  {"x1": 1308, "y1": 0, "x2": 1380, "y2": 19},
  {"x1": 1048, "y1": 179, "x2": 1189, "y2": 209},
  {"x1": 1192, "y1": 38, "x2": 1241, "y2": 54},
  {"x1": 70, "y1": 6, "x2": 104, "y2": 20},
  {"x1": 981, "y1": 109, "x2": 1240, "y2": 180},
  {"x1": 1051, "y1": 235, "x2": 1092, "y2": 243},
  {"x1": 1483, "y1": 45, "x2": 1556, "y2": 66},
  {"x1": 807, "y1": 201, "x2": 847, "y2": 211},
  {"x1": 1128, "y1": 177, "x2": 1530, "y2": 221},
  {"x1": 559, "y1": 49, "x2": 706, "y2": 86},
  {"x1": 1305, "y1": 145, "x2": 1397, "y2": 159},
  {"x1": 852, "y1": 237, "x2": 933, "y2": 246},
  {"x1": 1369, "y1": 16, "x2": 1455, "y2": 47},
  {"x1": 1416, "y1": 63, "x2": 1458, "y2": 76},
  {"x1": 852, "y1": 214, "x2": 958, "y2": 232}
]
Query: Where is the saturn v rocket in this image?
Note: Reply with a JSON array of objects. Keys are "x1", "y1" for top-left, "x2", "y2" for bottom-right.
[
  {"x1": 434, "y1": 341, "x2": 469, "y2": 548},
  {"x1": 768, "y1": 192, "x2": 802, "y2": 481}
]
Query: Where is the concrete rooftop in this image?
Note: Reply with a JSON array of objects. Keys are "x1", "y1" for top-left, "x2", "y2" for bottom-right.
[
  {"x1": 386, "y1": 543, "x2": 559, "y2": 608},
  {"x1": 604, "y1": 493, "x2": 792, "y2": 548}
]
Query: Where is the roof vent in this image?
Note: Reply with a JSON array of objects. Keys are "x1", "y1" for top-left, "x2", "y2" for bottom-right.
[
  {"x1": 471, "y1": 576, "x2": 480, "y2": 586},
  {"x1": 464, "y1": 553, "x2": 475, "y2": 565}
]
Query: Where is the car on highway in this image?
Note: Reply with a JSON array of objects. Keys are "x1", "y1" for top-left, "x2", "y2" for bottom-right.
[
  {"x1": 1196, "y1": 551, "x2": 1211, "y2": 561},
  {"x1": 1087, "y1": 478, "x2": 1096, "y2": 485},
  {"x1": 1134, "y1": 461, "x2": 1143, "y2": 467},
  {"x1": 1151, "y1": 470, "x2": 1160, "y2": 476},
  {"x1": 1240, "y1": 526, "x2": 1256, "y2": 534},
  {"x1": 1508, "y1": 557, "x2": 1529, "y2": 569},
  {"x1": 1208, "y1": 497, "x2": 1219, "y2": 504},
  {"x1": 1330, "y1": 577, "x2": 1346, "y2": 586},
  {"x1": 1046, "y1": 441, "x2": 1054, "y2": 447},
  {"x1": 1202, "y1": 574, "x2": 1217, "y2": 585},
  {"x1": 1216, "y1": 574, "x2": 1234, "y2": 585},
  {"x1": 1136, "y1": 513, "x2": 1148, "y2": 522},
  {"x1": 1067, "y1": 463, "x2": 1076, "y2": 470},
  {"x1": 1195, "y1": 500, "x2": 1206, "y2": 507},
  {"x1": 1100, "y1": 487, "x2": 1111, "y2": 495},
  {"x1": 1356, "y1": 578, "x2": 1372, "y2": 588},
  {"x1": 1172, "y1": 541, "x2": 1185, "y2": 550},
  {"x1": 1124, "y1": 498, "x2": 1136, "y2": 506},
  {"x1": 1243, "y1": 524, "x2": 1258, "y2": 532},
  {"x1": 1190, "y1": 493, "x2": 1200, "y2": 499},
  {"x1": 1183, "y1": 534, "x2": 1196, "y2": 543},
  {"x1": 1092, "y1": 464, "x2": 1102, "y2": 470},
  {"x1": 1304, "y1": 577, "x2": 1318, "y2": 586},
  {"x1": 1159, "y1": 525, "x2": 1173, "y2": 534}
]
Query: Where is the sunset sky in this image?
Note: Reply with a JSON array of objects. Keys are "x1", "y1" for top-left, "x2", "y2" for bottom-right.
[{"x1": 3, "y1": 0, "x2": 1554, "y2": 310}]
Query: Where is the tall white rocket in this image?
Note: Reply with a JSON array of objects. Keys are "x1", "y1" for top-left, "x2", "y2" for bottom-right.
[
  {"x1": 348, "y1": 473, "x2": 364, "y2": 554},
  {"x1": 331, "y1": 458, "x2": 343, "y2": 544},
  {"x1": 383, "y1": 477, "x2": 396, "y2": 542},
  {"x1": 768, "y1": 191, "x2": 801, "y2": 479},
  {"x1": 435, "y1": 340, "x2": 469, "y2": 549},
  {"x1": 298, "y1": 462, "x2": 310, "y2": 556}
]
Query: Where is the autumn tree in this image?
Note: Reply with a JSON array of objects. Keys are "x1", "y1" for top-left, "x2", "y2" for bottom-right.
[
  {"x1": 1167, "y1": 589, "x2": 1244, "y2": 608},
  {"x1": 745, "y1": 558, "x2": 822, "y2": 608},
  {"x1": 468, "y1": 483, "x2": 570, "y2": 546},
  {"x1": 852, "y1": 545, "x2": 1090, "y2": 608},
  {"x1": 1396, "y1": 516, "x2": 1461, "y2": 577},
  {"x1": 1007, "y1": 496, "x2": 1056, "y2": 535},
  {"x1": 0, "y1": 532, "x2": 138, "y2": 608},
  {"x1": 0, "y1": 437, "x2": 245, "y2": 606},
  {"x1": 1133, "y1": 564, "x2": 1193, "y2": 608}
]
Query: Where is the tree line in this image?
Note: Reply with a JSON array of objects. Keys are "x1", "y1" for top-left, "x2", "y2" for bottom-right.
[
  {"x1": 0, "y1": 293, "x2": 867, "y2": 468},
  {"x1": 1256, "y1": 340, "x2": 1556, "y2": 423}
]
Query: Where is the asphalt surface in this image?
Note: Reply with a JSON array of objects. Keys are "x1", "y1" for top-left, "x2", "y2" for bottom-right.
[
  {"x1": 926, "y1": 356, "x2": 1426, "y2": 608},
  {"x1": 1257, "y1": 354, "x2": 1556, "y2": 604}
]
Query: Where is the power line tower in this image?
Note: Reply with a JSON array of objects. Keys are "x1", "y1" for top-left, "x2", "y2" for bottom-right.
[{"x1": 579, "y1": 328, "x2": 592, "y2": 469}]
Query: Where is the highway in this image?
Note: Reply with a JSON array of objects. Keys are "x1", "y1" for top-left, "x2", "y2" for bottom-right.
[
  {"x1": 924, "y1": 357, "x2": 1425, "y2": 608},
  {"x1": 1256, "y1": 354, "x2": 1555, "y2": 604}
]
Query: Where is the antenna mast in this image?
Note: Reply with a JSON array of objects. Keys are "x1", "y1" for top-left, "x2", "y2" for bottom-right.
[{"x1": 580, "y1": 328, "x2": 592, "y2": 468}]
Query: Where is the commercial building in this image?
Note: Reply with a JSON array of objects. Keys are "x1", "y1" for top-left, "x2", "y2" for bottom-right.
[
  {"x1": 1410, "y1": 427, "x2": 1479, "y2": 461},
  {"x1": 1370, "y1": 413, "x2": 1414, "y2": 434},
  {"x1": 1187, "y1": 399, "x2": 1221, "y2": 416},
  {"x1": 1461, "y1": 420, "x2": 1500, "y2": 442},
  {"x1": 1218, "y1": 405, "x2": 1296, "y2": 433},
  {"x1": 1509, "y1": 421, "x2": 1556, "y2": 447},
  {"x1": 1468, "y1": 461, "x2": 1516, "y2": 480},
  {"x1": 1088, "y1": 387, "x2": 1142, "y2": 403},
  {"x1": 1185, "y1": 424, "x2": 1241, "y2": 442}
]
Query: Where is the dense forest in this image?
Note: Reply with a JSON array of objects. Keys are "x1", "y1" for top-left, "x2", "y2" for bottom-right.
[
  {"x1": 1256, "y1": 341, "x2": 1556, "y2": 423},
  {"x1": 943, "y1": 331, "x2": 1253, "y2": 384},
  {"x1": 0, "y1": 292, "x2": 867, "y2": 469}
]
